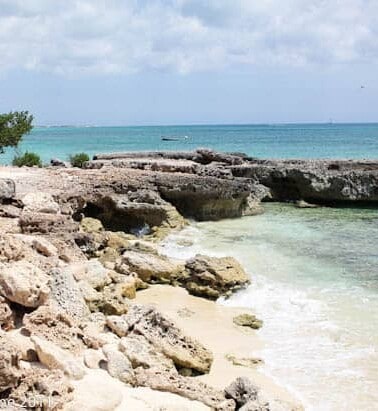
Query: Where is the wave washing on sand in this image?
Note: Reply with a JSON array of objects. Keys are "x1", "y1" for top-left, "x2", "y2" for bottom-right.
[{"x1": 160, "y1": 205, "x2": 378, "y2": 411}]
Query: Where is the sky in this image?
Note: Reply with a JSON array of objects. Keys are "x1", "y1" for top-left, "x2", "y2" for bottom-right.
[{"x1": 0, "y1": 0, "x2": 377, "y2": 125}]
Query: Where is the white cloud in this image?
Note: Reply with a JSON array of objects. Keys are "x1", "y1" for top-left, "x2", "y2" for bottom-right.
[{"x1": 0, "y1": 0, "x2": 377, "y2": 75}]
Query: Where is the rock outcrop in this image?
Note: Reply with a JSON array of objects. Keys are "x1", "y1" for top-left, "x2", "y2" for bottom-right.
[{"x1": 182, "y1": 255, "x2": 250, "y2": 299}]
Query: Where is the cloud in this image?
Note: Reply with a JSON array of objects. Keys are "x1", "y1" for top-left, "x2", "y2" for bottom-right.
[{"x1": 0, "y1": 0, "x2": 377, "y2": 75}]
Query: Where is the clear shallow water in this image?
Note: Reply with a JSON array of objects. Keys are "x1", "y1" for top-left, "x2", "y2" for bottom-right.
[
  {"x1": 1, "y1": 123, "x2": 378, "y2": 164},
  {"x1": 161, "y1": 204, "x2": 378, "y2": 411}
]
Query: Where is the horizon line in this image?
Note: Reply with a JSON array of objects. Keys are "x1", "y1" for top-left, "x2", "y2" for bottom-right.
[{"x1": 35, "y1": 121, "x2": 378, "y2": 128}]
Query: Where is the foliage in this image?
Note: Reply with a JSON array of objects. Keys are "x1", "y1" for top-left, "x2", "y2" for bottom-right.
[
  {"x1": 69, "y1": 152, "x2": 90, "y2": 168},
  {"x1": 0, "y1": 111, "x2": 33, "y2": 153},
  {"x1": 12, "y1": 151, "x2": 42, "y2": 167}
]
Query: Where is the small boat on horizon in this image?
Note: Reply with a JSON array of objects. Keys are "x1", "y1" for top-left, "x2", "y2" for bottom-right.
[{"x1": 161, "y1": 135, "x2": 189, "y2": 141}]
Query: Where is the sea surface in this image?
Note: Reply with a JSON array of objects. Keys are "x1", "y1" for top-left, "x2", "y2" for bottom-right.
[
  {"x1": 161, "y1": 204, "x2": 378, "y2": 411},
  {"x1": 1, "y1": 122, "x2": 378, "y2": 164}
]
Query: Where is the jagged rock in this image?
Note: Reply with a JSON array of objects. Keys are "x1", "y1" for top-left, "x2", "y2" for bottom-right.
[
  {"x1": 0, "y1": 179, "x2": 15, "y2": 202},
  {"x1": 0, "y1": 204, "x2": 21, "y2": 218},
  {"x1": 49, "y1": 267, "x2": 90, "y2": 319},
  {"x1": 32, "y1": 236, "x2": 58, "y2": 257},
  {"x1": 19, "y1": 212, "x2": 78, "y2": 234},
  {"x1": 22, "y1": 305, "x2": 85, "y2": 353},
  {"x1": 21, "y1": 192, "x2": 61, "y2": 214},
  {"x1": 225, "y1": 377, "x2": 268, "y2": 410},
  {"x1": 102, "y1": 343, "x2": 136, "y2": 385},
  {"x1": 120, "y1": 250, "x2": 184, "y2": 282},
  {"x1": 135, "y1": 367, "x2": 235, "y2": 410},
  {"x1": 9, "y1": 368, "x2": 74, "y2": 410},
  {"x1": 0, "y1": 235, "x2": 25, "y2": 262},
  {"x1": 80, "y1": 217, "x2": 104, "y2": 233},
  {"x1": 98, "y1": 282, "x2": 132, "y2": 315},
  {"x1": 0, "y1": 296, "x2": 14, "y2": 330},
  {"x1": 0, "y1": 333, "x2": 21, "y2": 392},
  {"x1": 183, "y1": 255, "x2": 250, "y2": 299},
  {"x1": 233, "y1": 314, "x2": 263, "y2": 329},
  {"x1": 129, "y1": 305, "x2": 213, "y2": 373},
  {"x1": 70, "y1": 260, "x2": 112, "y2": 289},
  {"x1": 0, "y1": 261, "x2": 50, "y2": 307},
  {"x1": 106, "y1": 314, "x2": 132, "y2": 337},
  {"x1": 295, "y1": 200, "x2": 320, "y2": 208},
  {"x1": 50, "y1": 158, "x2": 69, "y2": 167},
  {"x1": 31, "y1": 336, "x2": 86, "y2": 380},
  {"x1": 119, "y1": 334, "x2": 175, "y2": 371},
  {"x1": 225, "y1": 354, "x2": 263, "y2": 368}
]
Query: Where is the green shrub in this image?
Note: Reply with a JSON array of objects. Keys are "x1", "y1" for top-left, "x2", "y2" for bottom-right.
[
  {"x1": 12, "y1": 151, "x2": 41, "y2": 167},
  {"x1": 69, "y1": 152, "x2": 90, "y2": 168}
]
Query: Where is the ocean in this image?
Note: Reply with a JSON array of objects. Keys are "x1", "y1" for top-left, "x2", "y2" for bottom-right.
[
  {"x1": 4, "y1": 123, "x2": 378, "y2": 409},
  {"x1": 161, "y1": 205, "x2": 378, "y2": 411},
  {"x1": 1, "y1": 123, "x2": 378, "y2": 164}
]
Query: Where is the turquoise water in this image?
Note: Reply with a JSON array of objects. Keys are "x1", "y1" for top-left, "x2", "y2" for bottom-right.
[
  {"x1": 1, "y1": 123, "x2": 378, "y2": 164},
  {"x1": 162, "y1": 204, "x2": 378, "y2": 411}
]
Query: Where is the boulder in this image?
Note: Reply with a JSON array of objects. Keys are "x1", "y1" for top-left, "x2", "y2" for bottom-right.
[
  {"x1": 0, "y1": 333, "x2": 21, "y2": 393},
  {"x1": 83, "y1": 349, "x2": 107, "y2": 369},
  {"x1": 32, "y1": 236, "x2": 58, "y2": 257},
  {"x1": 0, "y1": 296, "x2": 14, "y2": 330},
  {"x1": 9, "y1": 368, "x2": 74, "y2": 410},
  {"x1": 80, "y1": 217, "x2": 104, "y2": 233},
  {"x1": 120, "y1": 250, "x2": 184, "y2": 282},
  {"x1": 119, "y1": 334, "x2": 175, "y2": 371},
  {"x1": 31, "y1": 336, "x2": 86, "y2": 380},
  {"x1": 49, "y1": 267, "x2": 90, "y2": 319},
  {"x1": 127, "y1": 305, "x2": 213, "y2": 374},
  {"x1": 0, "y1": 261, "x2": 49, "y2": 307},
  {"x1": 183, "y1": 255, "x2": 250, "y2": 299},
  {"x1": 21, "y1": 192, "x2": 61, "y2": 214},
  {"x1": 102, "y1": 343, "x2": 136, "y2": 385},
  {"x1": 19, "y1": 212, "x2": 78, "y2": 234},
  {"x1": 0, "y1": 179, "x2": 15, "y2": 202},
  {"x1": 225, "y1": 377, "x2": 269, "y2": 410},
  {"x1": 135, "y1": 367, "x2": 235, "y2": 410},
  {"x1": 22, "y1": 305, "x2": 85, "y2": 353},
  {"x1": 70, "y1": 260, "x2": 112, "y2": 290},
  {"x1": 233, "y1": 314, "x2": 263, "y2": 330}
]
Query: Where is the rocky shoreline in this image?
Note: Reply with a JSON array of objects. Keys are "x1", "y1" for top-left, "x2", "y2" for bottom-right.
[{"x1": 1, "y1": 149, "x2": 376, "y2": 410}]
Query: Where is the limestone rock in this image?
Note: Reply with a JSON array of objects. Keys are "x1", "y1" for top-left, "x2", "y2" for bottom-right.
[
  {"x1": 225, "y1": 377, "x2": 268, "y2": 410},
  {"x1": 233, "y1": 314, "x2": 263, "y2": 330},
  {"x1": 32, "y1": 336, "x2": 86, "y2": 380},
  {"x1": 225, "y1": 354, "x2": 263, "y2": 368},
  {"x1": 49, "y1": 267, "x2": 90, "y2": 319},
  {"x1": 83, "y1": 349, "x2": 106, "y2": 369},
  {"x1": 135, "y1": 367, "x2": 235, "y2": 410},
  {"x1": 183, "y1": 254, "x2": 250, "y2": 299},
  {"x1": 22, "y1": 305, "x2": 85, "y2": 353},
  {"x1": 119, "y1": 334, "x2": 175, "y2": 371},
  {"x1": 32, "y1": 236, "x2": 58, "y2": 256},
  {"x1": 0, "y1": 333, "x2": 21, "y2": 393},
  {"x1": 80, "y1": 217, "x2": 104, "y2": 233},
  {"x1": 102, "y1": 343, "x2": 136, "y2": 385},
  {"x1": 127, "y1": 304, "x2": 213, "y2": 374},
  {"x1": 0, "y1": 296, "x2": 14, "y2": 330},
  {"x1": 106, "y1": 314, "x2": 132, "y2": 337},
  {"x1": 21, "y1": 192, "x2": 60, "y2": 214},
  {"x1": 120, "y1": 250, "x2": 184, "y2": 282},
  {"x1": 70, "y1": 260, "x2": 112, "y2": 289},
  {"x1": 0, "y1": 178, "x2": 15, "y2": 202},
  {"x1": 19, "y1": 212, "x2": 78, "y2": 234},
  {"x1": 9, "y1": 368, "x2": 74, "y2": 410},
  {"x1": 0, "y1": 261, "x2": 49, "y2": 307}
]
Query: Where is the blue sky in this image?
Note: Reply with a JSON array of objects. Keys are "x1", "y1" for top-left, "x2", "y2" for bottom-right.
[{"x1": 0, "y1": 0, "x2": 377, "y2": 125}]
